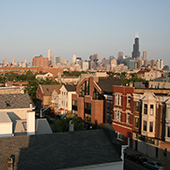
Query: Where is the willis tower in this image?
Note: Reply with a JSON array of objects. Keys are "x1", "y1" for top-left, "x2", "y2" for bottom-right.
[{"x1": 132, "y1": 34, "x2": 140, "y2": 59}]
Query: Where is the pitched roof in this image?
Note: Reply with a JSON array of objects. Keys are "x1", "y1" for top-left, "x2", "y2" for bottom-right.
[
  {"x1": 64, "y1": 84, "x2": 76, "y2": 91},
  {"x1": 37, "y1": 72, "x2": 48, "y2": 75},
  {"x1": 137, "y1": 69, "x2": 150, "y2": 74},
  {"x1": 97, "y1": 77, "x2": 122, "y2": 94},
  {"x1": 0, "y1": 129, "x2": 121, "y2": 170},
  {"x1": 0, "y1": 93, "x2": 34, "y2": 109},
  {"x1": 41, "y1": 84, "x2": 62, "y2": 96}
]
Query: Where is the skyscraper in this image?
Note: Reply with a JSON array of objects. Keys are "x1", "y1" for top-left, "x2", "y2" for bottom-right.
[
  {"x1": 48, "y1": 49, "x2": 53, "y2": 65},
  {"x1": 132, "y1": 35, "x2": 140, "y2": 59},
  {"x1": 143, "y1": 50, "x2": 147, "y2": 60}
]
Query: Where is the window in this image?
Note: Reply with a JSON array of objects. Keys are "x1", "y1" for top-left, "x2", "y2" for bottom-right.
[
  {"x1": 168, "y1": 127, "x2": 170, "y2": 137},
  {"x1": 115, "y1": 110, "x2": 121, "y2": 122},
  {"x1": 72, "y1": 100, "x2": 77, "y2": 106},
  {"x1": 163, "y1": 148, "x2": 167, "y2": 157},
  {"x1": 79, "y1": 81, "x2": 89, "y2": 97},
  {"x1": 136, "y1": 102, "x2": 139, "y2": 111},
  {"x1": 150, "y1": 105, "x2": 154, "y2": 115},
  {"x1": 84, "y1": 102, "x2": 91, "y2": 122},
  {"x1": 127, "y1": 113, "x2": 130, "y2": 124},
  {"x1": 143, "y1": 121, "x2": 147, "y2": 131},
  {"x1": 72, "y1": 100, "x2": 77, "y2": 111},
  {"x1": 127, "y1": 96, "x2": 131, "y2": 107},
  {"x1": 166, "y1": 107, "x2": 170, "y2": 120},
  {"x1": 116, "y1": 132, "x2": 124, "y2": 141},
  {"x1": 150, "y1": 122, "x2": 153, "y2": 132},
  {"x1": 144, "y1": 104, "x2": 147, "y2": 114},
  {"x1": 115, "y1": 94, "x2": 122, "y2": 106},
  {"x1": 135, "y1": 118, "x2": 139, "y2": 128},
  {"x1": 107, "y1": 101, "x2": 110, "y2": 112}
]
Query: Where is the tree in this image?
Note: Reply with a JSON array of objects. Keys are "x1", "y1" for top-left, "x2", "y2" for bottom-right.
[{"x1": 53, "y1": 115, "x2": 85, "y2": 133}]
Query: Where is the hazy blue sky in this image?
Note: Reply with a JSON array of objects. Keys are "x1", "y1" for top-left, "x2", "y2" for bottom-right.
[{"x1": 0, "y1": 0, "x2": 170, "y2": 65}]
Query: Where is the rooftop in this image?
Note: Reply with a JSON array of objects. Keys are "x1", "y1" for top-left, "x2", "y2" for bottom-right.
[
  {"x1": 64, "y1": 84, "x2": 76, "y2": 91},
  {"x1": 0, "y1": 129, "x2": 121, "y2": 170},
  {"x1": 41, "y1": 84, "x2": 62, "y2": 96},
  {"x1": 0, "y1": 93, "x2": 34, "y2": 110},
  {"x1": 97, "y1": 77, "x2": 122, "y2": 94}
]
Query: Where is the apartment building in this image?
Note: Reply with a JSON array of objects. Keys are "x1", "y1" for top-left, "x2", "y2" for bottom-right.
[
  {"x1": 72, "y1": 76, "x2": 122, "y2": 125},
  {"x1": 112, "y1": 86, "x2": 134, "y2": 145}
]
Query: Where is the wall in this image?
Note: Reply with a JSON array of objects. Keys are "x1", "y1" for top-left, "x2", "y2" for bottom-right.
[{"x1": 0, "y1": 122, "x2": 13, "y2": 137}]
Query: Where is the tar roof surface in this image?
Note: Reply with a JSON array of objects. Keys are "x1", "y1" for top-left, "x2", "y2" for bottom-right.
[
  {"x1": 97, "y1": 77, "x2": 122, "y2": 94},
  {"x1": 64, "y1": 84, "x2": 76, "y2": 91},
  {"x1": 0, "y1": 129, "x2": 121, "y2": 170},
  {"x1": 0, "y1": 93, "x2": 34, "y2": 109}
]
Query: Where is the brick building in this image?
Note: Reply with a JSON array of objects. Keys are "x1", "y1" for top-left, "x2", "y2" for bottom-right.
[
  {"x1": 112, "y1": 86, "x2": 134, "y2": 145},
  {"x1": 0, "y1": 66, "x2": 63, "y2": 77},
  {"x1": 72, "y1": 76, "x2": 122, "y2": 125},
  {"x1": 32, "y1": 54, "x2": 49, "y2": 67}
]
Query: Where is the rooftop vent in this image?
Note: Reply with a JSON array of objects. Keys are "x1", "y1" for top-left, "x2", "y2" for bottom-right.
[{"x1": 5, "y1": 101, "x2": 11, "y2": 107}]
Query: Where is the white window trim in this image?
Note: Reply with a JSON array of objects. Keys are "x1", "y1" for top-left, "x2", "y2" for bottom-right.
[
  {"x1": 115, "y1": 93, "x2": 122, "y2": 106},
  {"x1": 126, "y1": 112, "x2": 131, "y2": 124},
  {"x1": 127, "y1": 94, "x2": 131, "y2": 108},
  {"x1": 116, "y1": 132, "x2": 124, "y2": 141},
  {"x1": 115, "y1": 110, "x2": 122, "y2": 122}
]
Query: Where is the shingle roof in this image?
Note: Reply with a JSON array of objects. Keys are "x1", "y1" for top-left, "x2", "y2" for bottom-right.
[
  {"x1": 0, "y1": 93, "x2": 34, "y2": 109},
  {"x1": 97, "y1": 77, "x2": 122, "y2": 94},
  {"x1": 41, "y1": 84, "x2": 62, "y2": 96},
  {"x1": 0, "y1": 129, "x2": 121, "y2": 170},
  {"x1": 64, "y1": 84, "x2": 76, "y2": 91}
]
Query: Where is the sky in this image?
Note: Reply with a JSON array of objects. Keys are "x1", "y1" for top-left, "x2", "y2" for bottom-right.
[{"x1": 0, "y1": 0, "x2": 170, "y2": 65}]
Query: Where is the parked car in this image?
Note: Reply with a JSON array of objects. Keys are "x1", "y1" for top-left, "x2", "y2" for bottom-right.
[
  {"x1": 127, "y1": 153, "x2": 147, "y2": 164},
  {"x1": 143, "y1": 161, "x2": 165, "y2": 170}
]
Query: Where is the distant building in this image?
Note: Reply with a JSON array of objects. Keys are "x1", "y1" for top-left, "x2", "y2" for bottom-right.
[
  {"x1": 118, "y1": 51, "x2": 123, "y2": 58},
  {"x1": 56, "y1": 56, "x2": 63, "y2": 64},
  {"x1": 72, "y1": 54, "x2": 76, "y2": 63},
  {"x1": 35, "y1": 72, "x2": 54, "y2": 80},
  {"x1": 132, "y1": 36, "x2": 140, "y2": 59},
  {"x1": 48, "y1": 49, "x2": 53, "y2": 65},
  {"x1": 82, "y1": 61, "x2": 89, "y2": 71},
  {"x1": 127, "y1": 60, "x2": 135, "y2": 70},
  {"x1": 156, "y1": 59, "x2": 164, "y2": 70},
  {"x1": 143, "y1": 50, "x2": 147, "y2": 60},
  {"x1": 32, "y1": 54, "x2": 49, "y2": 67}
]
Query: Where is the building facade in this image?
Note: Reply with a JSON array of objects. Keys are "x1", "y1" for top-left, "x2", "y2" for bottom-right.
[{"x1": 112, "y1": 86, "x2": 134, "y2": 145}]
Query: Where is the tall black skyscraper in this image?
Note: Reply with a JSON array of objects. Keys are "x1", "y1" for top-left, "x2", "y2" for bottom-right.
[{"x1": 132, "y1": 36, "x2": 140, "y2": 59}]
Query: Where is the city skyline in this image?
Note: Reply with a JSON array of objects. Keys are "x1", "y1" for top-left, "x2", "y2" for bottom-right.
[{"x1": 0, "y1": 1, "x2": 170, "y2": 65}]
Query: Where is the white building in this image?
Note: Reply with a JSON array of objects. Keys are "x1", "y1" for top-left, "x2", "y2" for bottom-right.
[
  {"x1": 82, "y1": 61, "x2": 89, "y2": 71},
  {"x1": 48, "y1": 49, "x2": 53, "y2": 65},
  {"x1": 0, "y1": 93, "x2": 52, "y2": 137},
  {"x1": 60, "y1": 84, "x2": 76, "y2": 114},
  {"x1": 72, "y1": 54, "x2": 76, "y2": 63},
  {"x1": 35, "y1": 72, "x2": 54, "y2": 80},
  {"x1": 156, "y1": 59, "x2": 164, "y2": 70}
]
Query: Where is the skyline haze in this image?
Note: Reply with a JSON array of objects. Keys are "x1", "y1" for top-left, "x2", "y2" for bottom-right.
[{"x1": 0, "y1": 0, "x2": 170, "y2": 65}]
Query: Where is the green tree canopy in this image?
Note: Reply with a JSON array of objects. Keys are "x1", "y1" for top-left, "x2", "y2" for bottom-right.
[{"x1": 53, "y1": 114, "x2": 85, "y2": 133}]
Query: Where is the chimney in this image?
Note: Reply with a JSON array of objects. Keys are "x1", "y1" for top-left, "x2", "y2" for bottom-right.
[
  {"x1": 30, "y1": 103, "x2": 32, "y2": 110},
  {"x1": 7, "y1": 155, "x2": 14, "y2": 170},
  {"x1": 69, "y1": 120, "x2": 74, "y2": 132},
  {"x1": 27, "y1": 111, "x2": 35, "y2": 135}
]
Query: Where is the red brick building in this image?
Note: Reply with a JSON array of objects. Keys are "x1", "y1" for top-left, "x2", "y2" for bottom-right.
[
  {"x1": 72, "y1": 76, "x2": 122, "y2": 125},
  {"x1": 112, "y1": 86, "x2": 135, "y2": 145},
  {"x1": 0, "y1": 66, "x2": 63, "y2": 77},
  {"x1": 32, "y1": 54, "x2": 49, "y2": 67}
]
